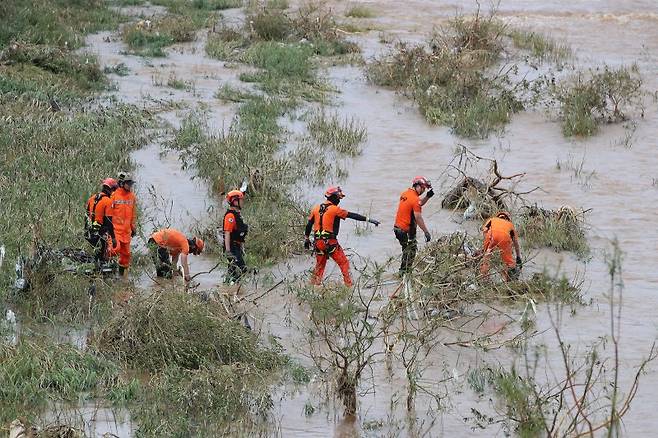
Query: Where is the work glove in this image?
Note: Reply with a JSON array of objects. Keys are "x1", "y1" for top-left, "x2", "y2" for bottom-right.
[
  {"x1": 424, "y1": 231, "x2": 431, "y2": 242},
  {"x1": 426, "y1": 189, "x2": 434, "y2": 199},
  {"x1": 368, "y1": 218, "x2": 380, "y2": 226},
  {"x1": 184, "y1": 274, "x2": 191, "y2": 283},
  {"x1": 516, "y1": 255, "x2": 523, "y2": 267},
  {"x1": 304, "y1": 238, "x2": 311, "y2": 250}
]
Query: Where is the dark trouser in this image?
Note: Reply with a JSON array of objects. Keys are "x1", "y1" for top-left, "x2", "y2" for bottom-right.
[
  {"x1": 226, "y1": 245, "x2": 247, "y2": 284},
  {"x1": 148, "y1": 238, "x2": 173, "y2": 278},
  {"x1": 394, "y1": 227, "x2": 417, "y2": 275},
  {"x1": 86, "y1": 231, "x2": 111, "y2": 265}
]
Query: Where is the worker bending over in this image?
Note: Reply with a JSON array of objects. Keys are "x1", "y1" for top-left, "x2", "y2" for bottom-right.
[
  {"x1": 223, "y1": 190, "x2": 249, "y2": 284},
  {"x1": 111, "y1": 172, "x2": 137, "y2": 279},
  {"x1": 148, "y1": 228, "x2": 204, "y2": 283},
  {"x1": 393, "y1": 176, "x2": 434, "y2": 276},
  {"x1": 85, "y1": 178, "x2": 117, "y2": 266},
  {"x1": 305, "y1": 186, "x2": 380, "y2": 287},
  {"x1": 480, "y1": 211, "x2": 522, "y2": 281}
]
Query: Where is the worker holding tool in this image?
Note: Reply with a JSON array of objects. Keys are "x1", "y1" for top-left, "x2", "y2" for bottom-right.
[
  {"x1": 223, "y1": 189, "x2": 249, "y2": 284},
  {"x1": 85, "y1": 178, "x2": 117, "y2": 266},
  {"x1": 480, "y1": 211, "x2": 522, "y2": 281},
  {"x1": 110, "y1": 172, "x2": 137, "y2": 279},
  {"x1": 393, "y1": 176, "x2": 434, "y2": 276},
  {"x1": 148, "y1": 228, "x2": 204, "y2": 283},
  {"x1": 305, "y1": 186, "x2": 380, "y2": 287}
]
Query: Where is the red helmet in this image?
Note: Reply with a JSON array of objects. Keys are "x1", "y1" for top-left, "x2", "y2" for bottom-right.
[
  {"x1": 412, "y1": 176, "x2": 431, "y2": 189},
  {"x1": 102, "y1": 178, "x2": 118, "y2": 189},
  {"x1": 325, "y1": 186, "x2": 345, "y2": 199},
  {"x1": 226, "y1": 189, "x2": 244, "y2": 204}
]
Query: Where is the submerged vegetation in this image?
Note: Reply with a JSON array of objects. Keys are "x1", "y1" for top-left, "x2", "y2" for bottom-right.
[
  {"x1": 206, "y1": 2, "x2": 360, "y2": 95},
  {"x1": 517, "y1": 205, "x2": 589, "y2": 257},
  {"x1": 1, "y1": 0, "x2": 653, "y2": 435},
  {"x1": 367, "y1": 11, "x2": 523, "y2": 138},
  {"x1": 552, "y1": 65, "x2": 644, "y2": 137}
]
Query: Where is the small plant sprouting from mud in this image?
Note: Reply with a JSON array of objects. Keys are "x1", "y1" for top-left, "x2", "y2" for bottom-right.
[
  {"x1": 555, "y1": 153, "x2": 597, "y2": 188},
  {"x1": 551, "y1": 64, "x2": 644, "y2": 137}
]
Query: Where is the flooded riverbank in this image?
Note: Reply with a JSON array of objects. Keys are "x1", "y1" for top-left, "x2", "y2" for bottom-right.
[{"x1": 6, "y1": 0, "x2": 655, "y2": 435}]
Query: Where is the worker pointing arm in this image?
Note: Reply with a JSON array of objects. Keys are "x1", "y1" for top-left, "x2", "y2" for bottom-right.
[
  {"x1": 305, "y1": 186, "x2": 379, "y2": 287},
  {"x1": 304, "y1": 206, "x2": 380, "y2": 249}
]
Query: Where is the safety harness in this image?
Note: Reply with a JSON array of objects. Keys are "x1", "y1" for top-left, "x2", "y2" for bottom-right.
[
  {"x1": 222, "y1": 209, "x2": 249, "y2": 251},
  {"x1": 313, "y1": 203, "x2": 338, "y2": 256},
  {"x1": 85, "y1": 192, "x2": 108, "y2": 230}
]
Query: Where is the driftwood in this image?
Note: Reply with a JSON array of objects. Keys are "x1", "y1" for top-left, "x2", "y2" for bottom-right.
[{"x1": 442, "y1": 147, "x2": 537, "y2": 219}]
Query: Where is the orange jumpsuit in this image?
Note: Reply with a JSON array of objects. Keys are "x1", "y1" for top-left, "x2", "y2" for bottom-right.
[
  {"x1": 110, "y1": 187, "x2": 137, "y2": 269},
  {"x1": 151, "y1": 228, "x2": 189, "y2": 257},
  {"x1": 481, "y1": 217, "x2": 517, "y2": 280},
  {"x1": 308, "y1": 201, "x2": 352, "y2": 286}
]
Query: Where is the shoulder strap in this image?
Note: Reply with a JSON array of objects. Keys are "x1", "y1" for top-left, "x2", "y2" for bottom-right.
[{"x1": 88, "y1": 192, "x2": 107, "y2": 223}]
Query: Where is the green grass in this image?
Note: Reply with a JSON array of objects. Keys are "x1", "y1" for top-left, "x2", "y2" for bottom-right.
[
  {"x1": 249, "y1": 9, "x2": 292, "y2": 41},
  {"x1": 152, "y1": 0, "x2": 242, "y2": 12},
  {"x1": 0, "y1": 44, "x2": 106, "y2": 102},
  {"x1": 0, "y1": 0, "x2": 124, "y2": 50},
  {"x1": 553, "y1": 65, "x2": 643, "y2": 137},
  {"x1": 517, "y1": 206, "x2": 589, "y2": 257},
  {"x1": 307, "y1": 112, "x2": 367, "y2": 156},
  {"x1": 345, "y1": 5, "x2": 375, "y2": 18},
  {"x1": 508, "y1": 28, "x2": 571, "y2": 62},
  {"x1": 215, "y1": 83, "x2": 253, "y2": 102},
  {"x1": 94, "y1": 292, "x2": 283, "y2": 371},
  {"x1": 0, "y1": 102, "x2": 149, "y2": 303},
  {"x1": 94, "y1": 291, "x2": 286, "y2": 434},
  {"x1": 367, "y1": 42, "x2": 522, "y2": 138},
  {"x1": 121, "y1": 15, "x2": 197, "y2": 57},
  {"x1": 0, "y1": 338, "x2": 131, "y2": 425}
]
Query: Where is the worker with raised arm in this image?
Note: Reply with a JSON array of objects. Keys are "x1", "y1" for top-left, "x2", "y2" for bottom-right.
[
  {"x1": 148, "y1": 228, "x2": 204, "y2": 283},
  {"x1": 85, "y1": 177, "x2": 118, "y2": 266},
  {"x1": 223, "y1": 190, "x2": 249, "y2": 284},
  {"x1": 305, "y1": 186, "x2": 380, "y2": 287},
  {"x1": 393, "y1": 176, "x2": 434, "y2": 276},
  {"x1": 480, "y1": 211, "x2": 522, "y2": 281},
  {"x1": 110, "y1": 172, "x2": 137, "y2": 279}
]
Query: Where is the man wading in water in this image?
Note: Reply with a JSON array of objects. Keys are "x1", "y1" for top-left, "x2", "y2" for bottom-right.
[{"x1": 393, "y1": 176, "x2": 434, "y2": 276}]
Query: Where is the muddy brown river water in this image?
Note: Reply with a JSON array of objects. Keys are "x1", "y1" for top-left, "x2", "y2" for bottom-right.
[{"x1": 70, "y1": 0, "x2": 658, "y2": 435}]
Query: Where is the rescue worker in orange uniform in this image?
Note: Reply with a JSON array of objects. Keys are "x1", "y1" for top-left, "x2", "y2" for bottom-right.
[
  {"x1": 393, "y1": 176, "x2": 434, "y2": 276},
  {"x1": 304, "y1": 186, "x2": 380, "y2": 287},
  {"x1": 148, "y1": 228, "x2": 204, "y2": 283},
  {"x1": 223, "y1": 190, "x2": 249, "y2": 284},
  {"x1": 84, "y1": 178, "x2": 118, "y2": 266},
  {"x1": 110, "y1": 172, "x2": 137, "y2": 278},
  {"x1": 480, "y1": 211, "x2": 522, "y2": 281}
]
